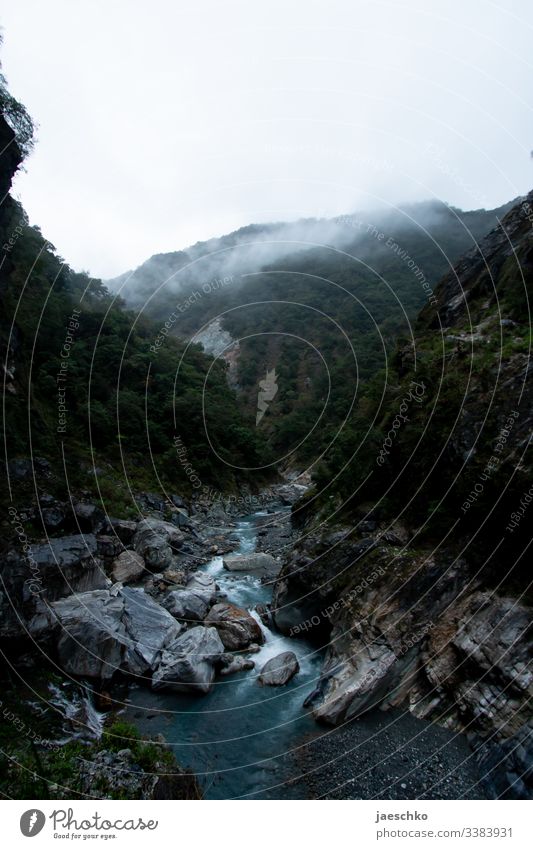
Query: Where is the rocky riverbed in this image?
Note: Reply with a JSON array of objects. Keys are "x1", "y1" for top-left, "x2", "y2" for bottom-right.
[{"x1": 1, "y1": 472, "x2": 530, "y2": 800}]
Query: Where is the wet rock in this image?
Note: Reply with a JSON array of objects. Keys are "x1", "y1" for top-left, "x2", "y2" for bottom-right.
[
  {"x1": 111, "y1": 550, "x2": 145, "y2": 584},
  {"x1": 152, "y1": 626, "x2": 224, "y2": 694},
  {"x1": 205, "y1": 602, "x2": 264, "y2": 650},
  {"x1": 259, "y1": 651, "x2": 299, "y2": 686}
]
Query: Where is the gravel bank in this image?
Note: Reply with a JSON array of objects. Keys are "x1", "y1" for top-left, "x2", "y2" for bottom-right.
[{"x1": 292, "y1": 708, "x2": 489, "y2": 800}]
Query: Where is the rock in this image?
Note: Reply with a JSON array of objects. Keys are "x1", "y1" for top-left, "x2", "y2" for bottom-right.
[
  {"x1": 162, "y1": 567, "x2": 187, "y2": 585},
  {"x1": 41, "y1": 505, "x2": 67, "y2": 530},
  {"x1": 133, "y1": 519, "x2": 184, "y2": 571},
  {"x1": 223, "y1": 552, "x2": 280, "y2": 578},
  {"x1": 73, "y1": 501, "x2": 106, "y2": 533},
  {"x1": 170, "y1": 494, "x2": 185, "y2": 508},
  {"x1": 49, "y1": 586, "x2": 181, "y2": 680},
  {"x1": 112, "y1": 550, "x2": 145, "y2": 584},
  {"x1": 275, "y1": 483, "x2": 308, "y2": 505},
  {"x1": 152, "y1": 626, "x2": 224, "y2": 693},
  {"x1": 170, "y1": 508, "x2": 190, "y2": 529},
  {"x1": 7, "y1": 456, "x2": 51, "y2": 481},
  {"x1": 96, "y1": 535, "x2": 125, "y2": 560},
  {"x1": 163, "y1": 588, "x2": 211, "y2": 622},
  {"x1": 258, "y1": 651, "x2": 299, "y2": 686},
  {"x1": 0, "y1": 533, "x2": 108, "y2": 639},
  {"x1": 120, "y1": 586, "x2": 183, "y2": 676},
  {"x1": 205, "y1": 602, "x2": 264, "y2": 650},
  {"x1": 219, "y1": 654, "x2": 255, "y2": 676}
]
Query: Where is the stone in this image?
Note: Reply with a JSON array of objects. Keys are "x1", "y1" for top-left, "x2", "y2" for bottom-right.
[
  {"x1": 152, "y1": 626, "x2": 224, "y2": 694},
  {"x1": 258, "y1": 651, "x2": 299, "y2": 686},
  {"x1": 223, "y1": 552, "x2": 280, "y2": 578},
  {"x1": 111, "y1": 550, "x2": 145, "y2": 584},
  {"x1": 96, "y1": 535, "x2": 125, "y2": 560},
  {"x1": 133, "y1": 519, "x2": 184, "y2": 571},
  {"x1": 49, "y1": 586, "x2": 181, "y2": 680},
  {"x1": 205, "y1": 602, "x2": 264, "y2": 650}
]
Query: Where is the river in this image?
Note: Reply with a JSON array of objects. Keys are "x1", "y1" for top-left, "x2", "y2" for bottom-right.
[{"x1": 124, "y1": 509, "x2": 324, "y2": 799}]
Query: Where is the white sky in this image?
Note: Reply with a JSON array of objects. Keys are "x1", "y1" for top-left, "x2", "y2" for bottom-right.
[{"x1": 1, "y1": 0, "x2": 532, "y2": 278}]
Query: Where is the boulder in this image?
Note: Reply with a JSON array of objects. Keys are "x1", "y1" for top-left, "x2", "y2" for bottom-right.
[
  {"x1": 0, "y1": 534, "x2": 108, "y2": 639},
  {"x1": 96, "y1": 535, "x2": 125, "y2": 560},
  {"x1": 205, "y1": 602, "x2": 264, "y2": 650},
  {"x1": 223, "y1": 552, "x2": 280, "y2": 578},
  {"x1": 186, "y1": 571, "x2": 217, "y2": 602},
  {"x1": 170, "y1": 508, "x2": 190, "y2": 529},
  {"x1": 163, "y1": 588, "x2": 211, "y2": 622},
  {"x1": 259, "y1": 651, "x2": 300, "y2": 686},
  {"x1": 134, "y1": 519, "x2": 184, "y2": 571},
  {"x1": 49, "y1": 586, "x2": 181, "y2": 680},
  {"x1": 152, "y1": 626, "x2": 224, "y2": 693},
  {"x1": 112, "y1": 550, "x2": 145, "y2": 584}
]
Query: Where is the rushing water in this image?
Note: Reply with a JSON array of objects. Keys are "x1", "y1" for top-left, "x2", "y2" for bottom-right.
[{"x1": 124, "y1": 510, "x2": 323, "y2": 799}]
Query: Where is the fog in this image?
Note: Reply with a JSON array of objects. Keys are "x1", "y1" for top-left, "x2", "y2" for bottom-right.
[{"x1": 1, "y1": 0, "x2": 532, "y2": 279}]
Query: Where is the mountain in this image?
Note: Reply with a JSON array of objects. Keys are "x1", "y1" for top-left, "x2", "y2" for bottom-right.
[{"x1": 110, "y1": 200, "x2": 515, "y2": 467}]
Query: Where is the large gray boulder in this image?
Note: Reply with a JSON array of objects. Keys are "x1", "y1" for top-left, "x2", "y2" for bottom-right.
[
  {"x1": 223, "y1": 552, "x2": 279, "y2": 578},
  {"x1": 186, "y1": 571, "x2": 217, "y2": 602},
  {"x1": 205, "y1": 602, "x2": 264, "y2": 650},
  {"x1": 133, "y1": 519, "x2": 184, "y2": 570},
  {"x1": 49, "y1": 586, "x2": 181, "y2": 681},
  {"x1": 152, "y1": 626, "x2": 224, "y2": 694},
  {"x1": 259, "y1": 651, "x2": 300, "y2": 686}
]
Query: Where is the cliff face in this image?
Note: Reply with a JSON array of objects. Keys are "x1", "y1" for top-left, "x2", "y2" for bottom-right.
[{"x1": 273, "y1": 193, "x2": 533, "y2": 798}]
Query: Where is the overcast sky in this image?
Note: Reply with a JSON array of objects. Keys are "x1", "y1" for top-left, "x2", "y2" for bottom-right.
[{"x1": 1, "y1": 0, "x2": 532, "y2": 279}]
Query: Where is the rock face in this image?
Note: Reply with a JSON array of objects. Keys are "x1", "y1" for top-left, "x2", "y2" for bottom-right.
[
  {"x1": 223, "y1": 552, "x2": 279, "y2": 578},
  {"x1": 205, "y1": 602, "x2": 264, "y2": 650},
  {"x1": 47, "y1": 586, "x2": 181, "y2": 680},
  {"x1": 133, "y1": 519, "x2": 183, "y2": 570},
  {"x1": 111, "y1": 550, "x2": 145, "y2": 584},
  {"x1": 152, "y1": 626, "x2": 224, "y2": 693},
  {"x1": 259, "y1": 651, "x2": 299, "y2": 686}
]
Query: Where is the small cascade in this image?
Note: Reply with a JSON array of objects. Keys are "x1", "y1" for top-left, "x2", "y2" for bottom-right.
[{"x1": 49, "y1": 681, "x2": 105, "y2": 741}]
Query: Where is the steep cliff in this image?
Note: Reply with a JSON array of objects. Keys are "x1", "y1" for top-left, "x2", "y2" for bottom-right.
[{"x1": 273, "y1": 193, "x2": 533, "y2": 798}]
